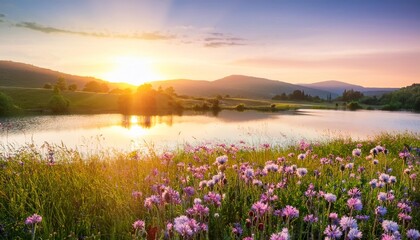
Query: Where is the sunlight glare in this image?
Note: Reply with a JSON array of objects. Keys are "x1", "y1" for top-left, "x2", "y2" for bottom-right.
[{"x1": 102, "y1": 56, "x2": 162, "y2": 85}]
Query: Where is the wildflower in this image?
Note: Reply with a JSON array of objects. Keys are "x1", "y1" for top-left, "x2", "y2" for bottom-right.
[
  {"x1": 304, "y1": 214, "x2": 318, "y2": 223},
  {"x1": 324, "y1": 225, "x2": 343, "y2": 239},
  {"x1": 379, "y1": 173, "x2": 390, "y2": 183},
  {"x1": 382, "y1": 220, "x2": 399, "y2": 233},
  {"x1": 324, "y1": 193, "x2": 337, "y2": 203},
  {"x1": 352, "y1": 148, "x2": 362, "y2": 157},
  {"x1": 297, "y1": 153, "x2": 306, "y2": 160},
  {"x1": 370, "y1": 179, "x2": 379, "y2": 188},
  {"x1": 407, "y1": 229, "x2": 420, "y2": 240},
  {"x1": 215, "y1": 155, "x2": 228, "y2": 165},
  {"x1": 282, "y1": 205, "x2": 299, "y2": 219},
  {"x1": 346, "y1": 163, "x2": 354, "y2": 169},
  {"x1": 186, "y1": 203, "x2": 209, "y2": 217},
  {"x1": 329, "y1": 213, "x2": 339, "y2": 222},
  {"x1": 251, "y1": 201, "x2": 269, "y2": 217},
  {"x1": 320, "y1": 157, "x2": 331, "y2": 164},
  {"x1": 270, "y1": 228, "x2": 290, "y2": 240},
  {"x1": 348, "y1": 188, "x2": 361, "y2": 198},
  {"x1": 340, "y1": 216, "x2": 357, "y2": 230},
  {"x1": 144, "y1": 195, "x2": 161, "y2": 209},
  {"x1": 389, "y1": 176, "x2": 397, "y2": 184},
  {"x1": 204, "y1": 192, "x2": 222, "y2": 207},
  {"x1": 264, "y1": 163, "x2": 279, "y2": 172},
  {"x1": 305, "y1": 183, "x2": 317, "y2": 198},
  {"x1": 347, "y1": 198, "x2": 363, "y2": 211},
  {"x1": 296, "y1": 168, "x2": 308, "y2": 177},
  {"x1": 183, "y1": 186, "x2": 195, "y2": 197},
  {"x1": 232, "y1": 223, "x2": 243, "y2": 237},
  {"x1": 375, "y1": 206, "x2": 387, "y2": 216},
  {"x1": 25, "y1": 214, "x2": 42, "y2": 225},
  {"x1": 373, "y1": 159, "x2": 379, "y2": 164},
  {"x1": 173, "y1": 215, "x2": 201, "y2": 237},
  {"x1": 244, "y1": 168, "x2": 254, "y2": 179},
  {"x1": 397, "y1": 202, "x2": 412, "y2": 213},
  {"x1": 162, "y1": 187, "x2": 181, "y2": 205},
  {"x1": 132, "y1": 220, "x2": 145, "y2": 231},
  {"x1": 398, "y1": 213, "x2": 412, "y2": 221},
  {"x1": 378, "y1": 192, "x2": 387, "y2": 202},
  {"x1": 347, "y1": 228, "x2": 363, "y2": 239}
]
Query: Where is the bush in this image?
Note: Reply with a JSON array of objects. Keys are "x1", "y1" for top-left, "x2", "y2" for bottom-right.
[
  {"x1": 48, "y1": 94, "x2": 70, "y2": 113},
  {"x1": 347, "y1": 102, "x2": 363, "y2": 110},
  {"x1": 235, "y1": 104, "x2": 245, "y2": 111},
  {"x1": 0, "y1": 92, "x2": 20, "y2": 116}
]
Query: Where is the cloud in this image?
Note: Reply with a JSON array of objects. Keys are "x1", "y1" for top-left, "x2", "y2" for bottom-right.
[
  {"x1": 203, "y1": 33, "x2": 246, "y2": 48},
  {"x1": 15, "y1": 21, "x2": 175, "y2": 40},
  {"x1": 204, "y1": 42, "x2": 246, "y2": 48},
  {"x1": 231, "y1": 51, "x2": 420, "y2": 74}
]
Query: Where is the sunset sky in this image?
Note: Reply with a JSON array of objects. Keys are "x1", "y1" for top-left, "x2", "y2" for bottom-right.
[{"x1": 1, "y1": 0, "x2": 419, "y2": 87}]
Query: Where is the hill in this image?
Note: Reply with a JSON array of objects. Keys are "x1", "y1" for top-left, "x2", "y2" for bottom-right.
[
  {"x1": 151, "y1": 75, "x2": 334, "y2": 99},
  {"x1": 0, "y1": 60, "x2": 133, "y2": 90},
  {"x1": 300, "y1": 80, "x2": 397, "y2": 96}
]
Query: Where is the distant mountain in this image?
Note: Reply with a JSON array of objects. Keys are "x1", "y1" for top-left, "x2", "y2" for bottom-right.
[
  {"x1": 0, "y1": 60, "x2": 133, "y2": 90},
  {"x1": 300, "y1": 80, "x2": 398, "y2": 96},
  {"x1": 151, "y1": 75, "x2": 334, "y2": 99}
]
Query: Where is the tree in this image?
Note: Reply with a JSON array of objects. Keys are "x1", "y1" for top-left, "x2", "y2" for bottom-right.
[
  {"x1": 68, "y1": 84, "x2": 77, "y2": 91},
  {"x1": 48, "y1": 87, "x2": 70, "y2": 113},
  {"x1": 43, "y1": 83, "x2": 52, "y2": 89},
  {"x1": 137, "y1": 83, "x2": 153, "y2": 93},
  {"x1": 56, "y1": 77, "x2": 67, "y2": 91},
  {"x1": 83, "y1": 81, "x2": 109, "y2": 93},
  {"x1": 341, "y1": 89, "x2": 364, "y2": 102}
]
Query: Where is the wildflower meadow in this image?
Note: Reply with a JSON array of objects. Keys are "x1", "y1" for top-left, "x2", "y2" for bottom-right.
[{"x1": 0, "y1": 133, "x2": 419, "y2": 239}]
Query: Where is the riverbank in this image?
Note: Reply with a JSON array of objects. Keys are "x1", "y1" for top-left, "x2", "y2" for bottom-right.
[
  {"x1": 1, "y1": 86, "x2": 390, "y2": 116},
  {"x1": 1, "y1": 133, "x2": 419, "y2": 239}
]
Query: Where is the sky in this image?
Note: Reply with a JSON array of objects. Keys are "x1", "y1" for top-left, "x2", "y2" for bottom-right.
[{"x1": 0, "y1": 0, "x2": 419, "y2": 87}]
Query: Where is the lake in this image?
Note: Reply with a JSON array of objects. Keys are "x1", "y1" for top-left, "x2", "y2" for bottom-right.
[{"x1": 0, "y1": 109, "x2": 419, "y2": 152}]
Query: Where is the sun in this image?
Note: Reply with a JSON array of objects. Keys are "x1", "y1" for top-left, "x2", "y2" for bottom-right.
[{"x1": 102, "y1": 56, "x2": 162, "y2": 85}]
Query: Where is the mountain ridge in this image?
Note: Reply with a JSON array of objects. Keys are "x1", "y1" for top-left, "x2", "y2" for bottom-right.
[{"x1": 0, "y1": 60, "x2": 398, "y2": 99}]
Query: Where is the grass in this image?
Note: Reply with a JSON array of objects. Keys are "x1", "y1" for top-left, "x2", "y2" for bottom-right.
[
  {"x1": 0, "y1": 86, "x2": 120, "y2": 113},
  {"x1": 0, "y1": 133, "x2": 419, "y2": 239}
]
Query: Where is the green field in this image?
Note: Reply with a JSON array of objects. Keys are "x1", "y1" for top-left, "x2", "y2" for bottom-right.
[{"x1": 0, "y1": 86, "x2": 120, "y2": 113}]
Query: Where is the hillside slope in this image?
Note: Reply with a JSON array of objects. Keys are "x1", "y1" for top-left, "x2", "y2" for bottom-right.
[{"x1": 151, "y1": 75, "x2": 334, "y2": 99}]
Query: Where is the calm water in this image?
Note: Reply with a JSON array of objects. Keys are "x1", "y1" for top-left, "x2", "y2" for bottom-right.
[{"x1": 0, "y1": 110, "x2": 419, "y2": 152}]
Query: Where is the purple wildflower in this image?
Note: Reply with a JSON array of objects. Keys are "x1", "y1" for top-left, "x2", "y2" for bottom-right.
[
  {"x1": 183, "y1": 186, "x2": 195, "y2": 197},
  {"x1": 382, "y1": 220, "x2": 399, "y2": 233},
  {"x1": 204, "y1": 192, "x2": 222, "y2": 207},
  {"x1": 215, "y1": 155, "x2": 228, "y2": 165},
  {"x1": 324, "y1": 193, "x2": 337, "y2": 203},
  {"x1": 407, "y1": 229, "x2": 420, "y2": 240},
  {"x1": 352, "y1": 148, "x2": 362, "y2": 157},
  {"x1": 25, "y1": 214, "x2": 42, "y2": 225},
  {"x1": 296, "y1": 168, "x2": 308, "y2": 178},
  {"x1": 270, "y1": 228, "x2": 290, "y2": 240},
  {"x1": 132, "y1": 220, "x2": 145, "y2": 231},
  {"x1": 347, "y1": 228, "x2": 363, "y2": 239},
  {"x1": 282, "y1": 205, "x2": 299, "y2": 219},
  {"x1": 347, "y1": 198, "x2": 363, "y2": 211},
  {"x1": 339, "y1": 216, "x2": 358, "y2": 230},
  {"x1": 375, "y1": 206, "x2": 387, "y2": 216},
  {"x1": 252, "y1": 201, "x2": 269, "y2": 216},
  {"x1": 173, "y1": 215, "x2": 201, "y2": 237},
  {"x1": 324, "y1": 225, "x2": 343, "y2": 239},
  {"x1": 304, "y1": 214, "x2": 318, "y2": 223}
]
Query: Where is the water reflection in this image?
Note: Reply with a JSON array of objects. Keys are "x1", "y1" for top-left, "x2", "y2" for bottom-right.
[{"x1": 121, "y1": 115, "x2": 174, "y2": 129}]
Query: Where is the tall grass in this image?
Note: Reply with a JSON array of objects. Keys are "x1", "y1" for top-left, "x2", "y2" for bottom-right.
[{"x1": 0, "y1": 133, "x2": 419, "y2": 239}]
